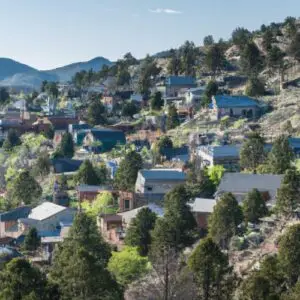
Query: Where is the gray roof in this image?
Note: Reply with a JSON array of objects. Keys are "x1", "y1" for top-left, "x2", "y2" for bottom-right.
[
  {"x1": 216, "y1": 173, "x2": 283, "y2": 200},
  {"x1": 118, "y1": 204, "x2": 164, "y2": 225},
  {"x1": 140, "y1": 169, "x2": 186, "y2": 181},
  {"x1": 28, "y1": 202, "x2": 67, "y2": 221},
  {"x1": 189, "y1": 198, "x2": 216, "y2": 213},
  {"x1": 77, "y1": 184, "x2": 113, "y2": 192},
  {"x1": 198, "y1": 145, "x2": 241, "y2": 158}
]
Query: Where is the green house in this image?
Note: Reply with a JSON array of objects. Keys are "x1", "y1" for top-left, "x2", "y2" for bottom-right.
[{"x1": 82, "y1": 128, "x2": 126, "y2": 153}]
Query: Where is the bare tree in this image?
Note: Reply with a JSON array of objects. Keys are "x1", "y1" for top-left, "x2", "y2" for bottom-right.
[{"x1": 125, "y1": 247, "x2": 197, "y2": 300}]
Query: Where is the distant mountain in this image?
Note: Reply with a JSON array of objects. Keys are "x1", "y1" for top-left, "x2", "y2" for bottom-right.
[
  {"x1": 46, "y1": 56, "x2": 113, "y2": 82},
  {"x1": 0, "y1": 56, "x2": 113, "y2": 89},
  {"x1": 0, "y1": 58, "x2": 38, "y2": 80}
]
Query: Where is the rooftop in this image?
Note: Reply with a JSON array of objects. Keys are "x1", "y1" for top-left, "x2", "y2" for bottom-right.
[
  {"x1": 77, "y1": 184, "x2": 113, "y2": 193},
  {"x1": 0, "y1": 206, "x2": 31, "y2": 222},
  {"x1": 140, "y1": 169, "x2": 186, "y2": 181},
  {"x1": 189, "y1": 198, "x2": 216, "y2": 213},
  {"x1": 28, "y1": 202, "x2": 67, "y2": 221},
  {"x1": 214, "y1": 95, "x2": 259, "y2": 108},
  {"x1": 198, "y1": 145, "x2": 241, "y2": 158},
  {"x1": 165, "y1": 76, "x2": 196, "y2": 86},
  {"x1": 118, "y1": 204, "x2": 164, "y2": 225},
  {"x1": 217, "y1": 173, "x2": 283, "y2": 200}
]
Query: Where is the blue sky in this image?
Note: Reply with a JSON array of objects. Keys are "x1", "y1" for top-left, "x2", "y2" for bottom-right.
[{"x1": 0, "y1": 0, "x2": 299, "y2": 70}]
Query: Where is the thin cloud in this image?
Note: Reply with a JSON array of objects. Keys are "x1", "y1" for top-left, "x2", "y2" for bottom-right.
[{"x1": 149, "y1": 8, "x2": 182, "y2": 14}]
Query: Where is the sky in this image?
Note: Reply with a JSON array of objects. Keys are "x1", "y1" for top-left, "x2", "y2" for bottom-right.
[{"x1": 0, "y1": 0, "x2": 299, "y2": 70}]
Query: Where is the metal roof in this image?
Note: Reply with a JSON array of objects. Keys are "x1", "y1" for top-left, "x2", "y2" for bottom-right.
[
  {"x1": 198, "y1": 145, "x2": 241, "y2": 158},
  {"x1": 214, "y1": 95, "x2": 259, "y2": 108},
  {"x1": 189, "y1": 198, "x2": 216, "y2": 213},
  {"x1": 165, "y1": 76, "x2": 196, "y2": 86},
  {"x1": 217, "y1": 173, "x2": 283, "y2": 200},
  {"x1": 0, "y1": 206, "x2": 31, "y2": 222},
  {"x1": 28, "y1": 202, "x2": 67, "y2": 221},
  {"x1": 140, "y1": 169, "x2": 186, "y2": 181}
]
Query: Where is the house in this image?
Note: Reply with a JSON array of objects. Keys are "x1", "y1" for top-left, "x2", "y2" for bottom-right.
[
  {"x1": 47, "y1": 115, "x2": 79, "y2": 130},
  {"x1": 216, "y1": 173, "x2": 284, "y2": 206},
  {"x1": 211, "y1": 95, "x2": 262, "y2": 120},
  {"x1": 51, "y1": 158, "x2": 83, "y2": 174},
  {"x1": 18, "y1": 202, "x2": 76, "y2": 236},
  {"x1": 77, "y1": 184, "x2": 115, "y2": 202},
  {"x1": 189, "y1": 198, "x2": 216, "y2": 229},
  {"x1": 106, "y1": 160, "x2": 118, "y2": 179},
  {"x1": 161, "y1": 146, "x2": 190, "y2": 163},
  {"x1": 156, "y1": 76, "x2": 197, "y2": 98},
  {"x1": 82, "y1": 128, "x2": 126, "y2": 153},
  {"x1": 98, "y1": 214, "x2": 124, "y2": 245},
  {"x1": 197, "y1": 145, "x2": 241, "y2": 170},
  {"x1": 32, "y1": 117, "x2": 53, "y2": 134},
  {"x1": 185, "y1": 87, "x2": 206, "y2": 106},
  {"x1": 118, "y1": 203, "x2": 164, "y2": 228},
  {"x1": 130, "y1": 93, "x2": 143, "y2": 103},
  {"x1": 135, "y1": 169, "x2": 187, "y2": 201},
  {"x1": 0, "y1": 206, "x2": 31, "y2": 238},
  {"x1": 101, "y1": 95, "x2": 119, "y2": 112},
  {"x1": 68, "y1": 123, "x2": 91, "y2": 135}
]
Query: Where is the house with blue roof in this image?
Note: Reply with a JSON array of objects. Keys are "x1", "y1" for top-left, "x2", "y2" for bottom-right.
[
  {"x1": 135, "y1": 169, "x2": 186, "y2": 201},
  {"x1": 197, "y1": 145, "x2": 241, "y2": 170},
  {"x1": 211, "y1": 95, "x2": 262, "y2": 120},
  {"x1": 82, "y1": 128, "x2": 126, "y2": 153},
  {"x1": 156, "y1": 76, "x2": 197, "y2": 98}
]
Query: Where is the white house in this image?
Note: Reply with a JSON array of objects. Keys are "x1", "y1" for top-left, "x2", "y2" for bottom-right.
[{"x1": 18, "y1": 202, "x2": 76, "y2": 235}]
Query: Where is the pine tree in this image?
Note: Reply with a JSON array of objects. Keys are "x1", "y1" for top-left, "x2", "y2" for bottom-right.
[
  {"x1": 188, "y1": 237, "x2": 235, "y2": 300},
  {"x1": 75, "y1": 160, "x2": 100, "y2": 185},
  {"x1": 23, "y1": 227, "x2": 41, "y2": 251},
  {"x1": 243, "y1": 189, "x2": 268, "y2": 224},
  {"x1": 3, "y1": 129, "x2": 21, "y2": 151},
  {"x1": 166, "y1": 104, "x2": 180, "y2": 130},
  {"x1": 8, "y1": 170, "x2": 42, "y2": 205},
  {"x1": 114, "y1": 151, "x2": 143, "y2": 191},
  {"x1": 208, "y1": 193, "x2": 243, "y2": 249},
  {"x1": 50, "y1": 213, "x2": 123, "y2": 299},
  {"x1": 59, "y1": 132, "x2": 74, "y2": 158},
  {"x1": 125, "y1": 207, "x2": 157, "y2": 256}
]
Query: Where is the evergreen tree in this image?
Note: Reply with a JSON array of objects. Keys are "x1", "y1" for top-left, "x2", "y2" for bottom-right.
[
  {"x1": 167, "y1": 49, "x2": 181, "y2": 75},
  {"x1": 289, "y1": 33, "x2": 300, "y2": 62},
  {"x1": 266, "y1": 135, "x2": 294, "y2": 174},
  {"x1": 150, "y1": 91, "x2": 164, "y2": 111},
  {"x1": 166, "y1": 104, "x2": 180, "y2": 130},
  {"x1": 122, "y1": 102, "x2": 138, "y2": 118},
  {"x1": 3, "y1": 129, "x2": 21, "y2": 151},
  {"x1": 87, "y1": 100, "x2": 107, "y2": 126},
  {"x1": 33, "y1": 151, "x2": 50, "y2": 178},
  {"x1": 151, "y1": 185, "x2": 197, "y2": 252},
  {"x1": 50, "y1": 213, "x2": 123, "y2": 299},
  {"x1": 205, "y1": 44, "x2": 226, "y2": 76},
  {"x1": 188, "y1": 237, "x2": 235, "y2": 300},
  {"x1": 0, "y1": 258, "x2": 59, "y2": 300},
  {"x1": 125, "y1": 207, "x2": 157, "y2": 256},
  {"x1": 114, "y1": 151, "x2": 143, "y2": 191},
  {"x1": 9, "y1": 170, "x2": 42, "y2": 205},
  {"x1": 179, "y1": 40, "x2": 197, "y2": 76},
  {"x1": 240, "y1": 132, "x2": 266, "y2": 173},
  {"x1": 75, "y1": 160, "x2": 101, "y2": 185},
  {"x1": 203, "y1": 35, "x2": 215, "y2": 46},
  {"x1": 243, "y1": 189, "x2": 268, "y2": 224},
  {"x1": 23, "y1": 227, "x2": 41, "y2": 251},
  {"x1": 245, "y1": 77, "x2": 265, "y2": 97},
  {"x1": 208, "y1": 192, "x2": 243, "y2": 249},
  {"x1": 59, "y1": 132, "x2": 74, "y2": 158},
  {"x1": 240, "y1": 42, "x2": 263, "y2": 76},
  {"x1": 278, "y1": 224, "x2": 300, "y2": 286},
  {"x1": 276, "y1": 168, "x2": 300, "y2": 216},
  {"x1": 231, "y1": 27, "x2": 252, "y2": 49},
  {"x1": 202, "y1": 81, "x2": 218, "y2": 107}
]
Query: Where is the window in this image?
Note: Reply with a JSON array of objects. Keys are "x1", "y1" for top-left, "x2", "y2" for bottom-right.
[
  {"x1": 124, "y1": 199, "x2": 130, "y2": 210},
  {"x1": 146, "y1": 186, "x2": 153, "y2": 191}
]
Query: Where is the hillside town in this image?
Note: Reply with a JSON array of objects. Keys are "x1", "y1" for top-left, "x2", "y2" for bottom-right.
[{"x1": 1, "y1": 10, "x2": 300, "y2": 300}]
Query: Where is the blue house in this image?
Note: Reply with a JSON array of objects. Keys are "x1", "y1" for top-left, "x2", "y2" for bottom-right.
[
  {"x1": 211, "y1": 95, "x2": 262, "y2": 120},
  {"x1": 157, "y1": 76, "x2": 196, "y2": 97}
]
